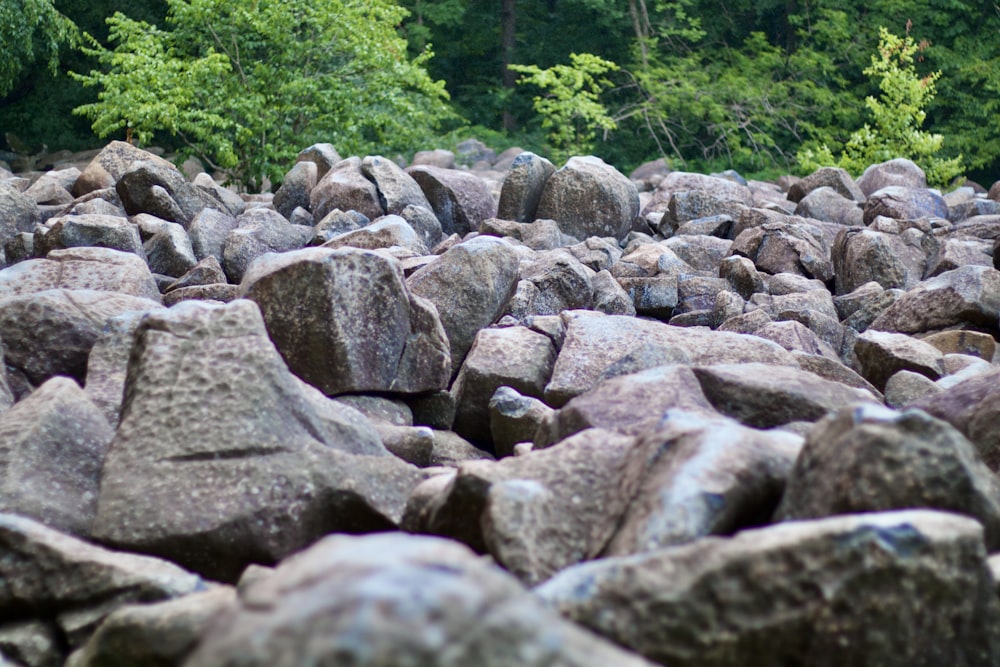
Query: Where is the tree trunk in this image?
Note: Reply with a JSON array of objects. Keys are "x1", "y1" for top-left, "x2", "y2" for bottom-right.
[{"x1": 501, "y1": 0, "x2": 517, "y2": 131}]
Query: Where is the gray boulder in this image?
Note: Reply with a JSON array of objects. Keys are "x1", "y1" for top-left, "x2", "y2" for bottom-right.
[
  {"x1": 0, "y1": 247, "x2": 160, "y2": 301},
  {"x1": 407, "y1": 164, "x2": 498, "y2": 236},
  {"x1": 537, "y1": 510, "x2": 1000, "y2": 667},
  {"x1": 857, "y1": 157, "x2": 928, "y2": 196},
  {"x1": 833, "y1": 227, "x2": 929, "y2": 294},
  {"x1": 0, "y1": 377, "x2": 112, "y2": 537},
  {"x1": 240, "y1": 247, "x2": 450, "y2": 395},
  {"x1": 221, "y1": 208, "x2": 313, "y2": 283},
  {"x1": 39, "y1": 214, "x2": 143, "y2": 257},
  {"x1": 870, "y1": 265, "x2": 1000, "y2": 334},
  {"x1": 272, "y1": 160, "x2": 317, "y2": 220},
  {"x1": 407, "y1": 236, "x2": 521, "y2": 368},
  {"x1": 116, "y1": 160, "x2": 220, "y2": 226},
  {"x1": 0, "y1": 181, "x2": 40, "y2": 239},
  {"x1": 184, "y1": 532, "x2": 657, "y2": 667},
  {"x1": 91, "y1": 300, "x2": 424, "y2": 581},
  {"x1": 497, "y1": 151, "x2": 555, "y2": 222},
  {"x1": 863, "y1": 185, "x2": 948, "y2": 224},
  {"x1": 143, "y1": 220, "x2": 197, "y2": 277},
  {"x1": 74, "y1": 141, "x2": 177, "y2": 196},
  {"x1": 535, "y1": 156, "x2": 639, "y2": 240},
  {"x1": 787, "y1": 166, "x2": 865, "y2": 203},
  {"x1": 188, "y1": 208, "x2": 239, "y2": 263},
  {"x1": 853, "y1": 329, "x2": 945, "y2": 390},
  {"x1": 361, "y1": 155, "x2": 433, "y2": 215},
  {"x1": 310, "y1": 157, "x2": 385, "y2": 222}
]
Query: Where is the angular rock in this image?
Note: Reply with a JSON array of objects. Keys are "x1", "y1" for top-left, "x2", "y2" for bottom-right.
[
  {"x1": 545, "y1": 311, "x2": 797, "y2": 407},
  {"x1": 863, "y1": 186, "x2": 948, "y2": 224},
  {"x1": 162, "y1": 284, "x2": 239, "y2": 306},
  {"x1": 40, "y1": 214, "x2": 143, "y2": 257},
  {"x1": 407, "y1": 164, "x2": 498, "y2": 236},
  {"x1": 320, "y1": 215, "x2": 428, "y2": 254},
  {"x1": 926, "y1": 236, "x2": 994, "y2": 277},
  {"x1": 452, "y1": 326, "x2": 556, "y2": 445},
  {"x1": 221, "y1": 209, "x2": 313, "y2": 283},
  {"x1": 165, "y1": 255, "x2": 228, "y2": 292},
  {"x1": 833, "y1": 227, "x2": 928, "y2": 294},
  {"x1": 0, "y1": 247, "x2": 160, "y2": 301},
  {"x1": 0, "y1": 182, "x2": 40, "y2": 239},
  {"x1": 921, "y1": 330, "x2": 996, "y2": 360},
  {"x1": 794, "y1": 186, "x2": 865, "y2": 225},
  {"x1": 420, "y1": 428, "x2": 647, "y2": 584},
  {"x1": 0, "y1": 289, "x2": 162, "y2": 385},
  {"x1": 870, "y1": 265, "x2": 1000, "y2": 334},
  {"x1": 407, "y1": 236, "x2": 521, "y2": 367},
  {"x1": 92, "y1": 300, "x2": 423, "y2": 581},
  {"x1": 241, "y1": 247, "x2": 450, "y2": 395},
  {"x1": 787, "y1": 166, "x2": 865, "y2": 203},
  {"x1": 116, "y1": 160, "x2": 219, "y2": 226},
  {"x1": 489, "y1": 386, "x2": 555, "y2": 458},
  {"x1": 910, "y1": 367, "x2": 1000, "y2": 469},
  {"x1": 272, "y1": 160, "x2": 317, "y2": 220},
  {"x1": 854, "y1": 329, "x2": 945, "y2": 390},
  {"x1": 184, "y1": 533, "x2": 656, "y2": 667},
  {"x1": 0, "y1": 513, "x2": 206, "y2": 652},
  {"x1": 66, "y1": 587, "x2": 236, "y2": 667},
  {"x1": 776, "y1": 405, "x2": 1000, "y2": 551},
  {"x1": 730, "y1": 218, "x2": 834, "y2": 281},
  {"x1": 143, "y1": 220, "x2": 197, "y2": 277},
  {"x1": 604, "y1": 411, "x2": 802, "y2": 556},
  {"x1": 310, "y1": 157, "x2": 385, "y2": 222},
  {"x1": 691, "y1": 363, "x2": 878, "y2": 428},
  {"x1": 857, "y1": 157, "x2": 928, "y2": 196},
  {"x1": 295, "y1": 143, "x2": 342, "y2": 179},
  {"x1": 537, "y1": 510, "x2": 1000, "y2": 667},
  {"x1": 754, "y1": 320, "x2": 840, "y2": 360},
  {"x1": 884, "y1": 369, "x2": 942, "y2": 408},
  {"x1": 73, "y1": 141, "x2": 176, "y2": 197},
  {"x1": 535, "y1": 156, "x2": 639, "y2": 240},
  {"x1": 0, "y1": 377, "x2": 112, "y2": 537},
  {"x1": 497, "y1": 152, "x2": 555, "y2": 222},
  {"x1": 83, "y1": 311, "x2": 146, "y2": 427},
  {"x1": 642, "y1": 171, "x2": 753, "y2": 217},
  {"x1": 360, "y1": 155, "x2": 432, "y2": 215},
  {"x1": 188, "y1": 208, "x2": 239, "y2": 263}
]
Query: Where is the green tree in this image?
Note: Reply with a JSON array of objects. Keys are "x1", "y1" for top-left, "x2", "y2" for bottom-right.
[
  {"x1": 73, "y1": 0, "x2": 454, "y2": 192},
  {"x1": 0, "y1": 0, "x2": 77, "y2": 98},
  {"x1": 798, "y1": 27, "x2": 963, "y2": 187},
  {"x1": 509, "y1": 53, "x2": 619, "y2": 162}
]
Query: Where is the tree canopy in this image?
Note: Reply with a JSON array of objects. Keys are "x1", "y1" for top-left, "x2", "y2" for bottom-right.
[
  {"x1": 72, "y1": 0, "x2": 453, "y2": 191},
  {"x1": 0, "y1": 0, "x2": 76, "y2": 98}
]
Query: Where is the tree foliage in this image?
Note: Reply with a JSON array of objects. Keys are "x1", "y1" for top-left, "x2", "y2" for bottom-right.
[
  {"x1": 73, "y1": 0, "x2": 454, "y2": 192},
  {"x1": 798, "y1": 27, "x2": 963, "y2": 187},
  {"x1": 0, "y1": 0, "x2": 77, "y2": 98},
  {"x1": 509, "y1": 53, "x2": 619, "y2": 162}
]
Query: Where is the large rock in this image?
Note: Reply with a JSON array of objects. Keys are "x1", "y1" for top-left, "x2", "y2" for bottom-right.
[
  {"x1": 535, "y1": 156, "x2": 639, "y2": 240},
  {"x1": 407, "y1": 236, "x2": 521, "y2": 367},
  {"x1": 241, "y1": 247, "x2": 450, "y2": 395},
  {"x1": 857, "y1": 157, "x2": 928, "y2": 196},
  {"x1": 544, "y1": 311, "x2": 797, "y2": 407},
  {"x1": 642, "y1": 171, "x2": 753, "y2": 217},
  {"x1": 690, "y1": 363, "x2": 879, "y2": 428},
  {"x1": 863, "y1": 185, "x2": 949, "y2": 224},
  {"x1": 497, "y1": 151, "x2": 556, "y2": 222},
  {"x1": 832, "y1": 227, "x2": 929, "y2": 294},
  {"x1": 537, "y1": 510, "x2": 1000, "y2": 667},
  {"x1": 221, "y1": 208, "x2": 313, "y2": 283},
  {"x1": 272, "y1": 160, "x2": 317, "y2": 220},
  {"x1": 184, "y1": 532, "x2": 656, "y2": 667},
  {"x1": 0, "y1": 513, "x2": 207, "y2": 653},
  {"x1": 320, "y1": 215, "x2": 428, "y2": 254},
  {"x1": 0, "y1": 247, "x2": 160, "y2": 301},
  {"x1": 91, "y1": 300, "x2": 424, "y2": 582},
  {"x1": 143, "y1": 220, "x2": 197, "y2": 277},
  {"x1": 37, "y1": 214, "x2": 143, "y2": 257},
  {"x1": 910, "y1": 367, "x2": 1000, "y2": 469},
  {"x1": 310, "y1": 157, "x2": 385, "y2": 222},
  {"x1": 0, "y1": 289, "x2": 163, "y2": 385},
  {"x1": 116, "y1": 160, "x2": 220, "y2": 226},
  {"x1": 73, "y1": 141, "x2": 176, "y2": 196},
  {"x1": 360, "y1": 155, "x2": 433, "y2": 215},
  {"x1": 188, "y1": 208, "x2": 239, "y2": 264},
  {"x1": 870, "y1": 265, "x2": 1000, "y2": 334},
  {"x1": 0, "y1": 377, "x2": 113, "y2": 537},
  {"x1": 451, "y1": 326, "x2": 556, "y2": 445},
  {"x1": 787, "y1": 166, "x2": 865, "y2": 203},
  {"x1": 776, "y1": 405, "x2": 1000, "y2": 551},
  {"x1": 418, "y1": 428, "x2": 648, "y2": 584},
  {"x1": 730, "y1": 217, "x2": 834, "y2": 281},
  {"x1": 604, "y1": 411, "x2": 802, "y2": 556},
  {"x1": 853, "y1": 329, "x2": 945, "y2": 390},
  {"x1": 407, "y1": 164, "x2": 498, "y2": 236},
  {"x1": 84, "y1": 311, "x2": 146, "y2": 427},
  {"x1": 0, "y1": 181, "x2": 40, "y2": 239}
]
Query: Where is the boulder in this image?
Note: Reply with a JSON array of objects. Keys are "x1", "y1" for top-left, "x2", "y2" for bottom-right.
[
  {"x1": 83, "y1": 311, "x2": 146, "y2": 427},
  {"x1": 863, "y1": 186, "x2": 949, "y2": 224},
  {"x1": 537, "y1": 510, "x2": 1000, "y2": 667},
  {"x1": 642, "y1": 171, "x2": 753, "y2": 217},
  {"x1": 857, "y1": 157, "x2": 928, "y2": 196},
  {"x1": 488, "y1": 387, "x2": 555, "y2": 458},
  {"x1": 794, "y1": 186, "x2": 865, "y2": 225},
  {"x1": 240, "y1": 247, "x2": 450, "y2": 395},
  {"x1": 221, "y1": 209, "x2": 313, "y2": 283},
  {"x1": 604, "y1": 411, "x2": 802, "y2": 556},
  {"x1": 272, "y1": 160, "x2": 317, "y2": 220},
  {"x1": 832, "y1": 227, "x2": 929, "y2": 294},
  {"x1": 419, "y1": 428, "x2": 648, "y2": 584},
  {"x1": 452, "y1": 326, "x2": 556, "y2": 445},
  {"x1": 853, "y1": 329, "x2": 945, "y2": 390},
  {"x1": 91, "y1": 300, "x2": 424, "y2": 582},
  {"x1": 0, "y1": 377, "x2": 112, "y2": 537},
  {"x1": 73, "y1": 141, "x2": 176, "y2": 196},
  {"x1": 407, "y1": 164, "x2": 498, "y2": 236},
  {"x1": 188, "y1": 208, "x2": 239, "y2": 263},
  {"x1": 184, "y1": 533, "x2": 657, "y2": 667},
  {"x1": 691, "y1": 363, "x2": 878, "y2": 428},
  {"x1": 320, "y1": 215, "x2": 428, "y2": 254},
  {"x1": 497, "y1": 152, "x2": 556, "y2": 222},
  {"x1": 39, "y1": 214, "x2": 143, "y2": 257},
  {"x1": 0, "y1": 182, "x2": 40, "y2": 239},
  {"x1": 776, "y1": 405, "x2": 1000, "y2": 551},
  {"x1": 407, "y1": 236, "x2": 521, "y2": 367},
  {"x1": 116, "y1": 160, "x2": 220, "y2": 226},
  {"x1": 0, "y1": 289, "x2": 162, "y2": 385},
  {"x1": 787, "y1": 166, "x2": 865, "y2": 203},
  {"x1": 730, "y1": 218, "x2": 834, "y2": 281},
  {"x1": 310, "y1": 157, "x2": 384, "y2": 222},
  {"x1": 143, "y1": 220, "x2": 197, "y2": 277},
  {"x1": 295, "y1": 143, "x2": 341, "y2": 179},
  {"x1": 910, "y1": 367, "x2": 1000, "y2": 469},
  {"x1": 0, "y1": 513, "x2": 206, "y2": 653},
  {"x1": 0, "y1": 247, "x2": 160, "y2": 301},
  {"x1": 870, "y1": 265, "x2": 1000, "y2": 334},
  {"x1": 360, "y1": 155, "x2": 433, "y2": 215},
  {"x1": 535, "y1": 156, "x2": 639, "y2": 240}
]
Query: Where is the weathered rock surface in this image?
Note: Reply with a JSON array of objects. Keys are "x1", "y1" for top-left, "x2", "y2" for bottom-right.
[
  {"x1": 92, "y1": 300, "x2": 424, "y2": 582},
  {"x1": 0, "y1": 247, "x2": 160, "y2": 301},
  {"x1": 407, "y1": 164, "x2": 498, "y2": 236},
  {"x1": 871, "y1": 265, "x2": 1000, "y2": 334},
  {"x1": 535, "y1": 156, "x2": 639, "y2": 240},
  {"x1": 910, "y1": 367, "x2": 1000, "y2": 469},
  {"x1": 537, "y1": 510, "x2": 1000, "y2": 667},
  {"x1": 497, "y1": 151, "x2": 555, "y2": 222},
  {"x1": 184, "y1": 533, "x2": 656, "y2": 667},
  {"x1": 776, "y1": 405, "x2": 1000, "y2": 551},
  {"x1": 241, "y1": 247, "x2": 450, "y2": 395}
]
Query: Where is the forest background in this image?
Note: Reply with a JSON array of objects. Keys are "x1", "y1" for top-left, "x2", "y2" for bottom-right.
[{"x1": 2, "y1": 0, "x2": 999, "y2": 189}]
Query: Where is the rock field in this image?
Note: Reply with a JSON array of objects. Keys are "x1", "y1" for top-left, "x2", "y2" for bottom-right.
[{"x1": 2, "y1": 141, "x2": 1000, "y2": 665}]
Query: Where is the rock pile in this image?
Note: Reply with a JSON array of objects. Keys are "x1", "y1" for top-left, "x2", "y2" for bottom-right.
[{"x1": 1, "y1": 142, "x2": 1000, "y2": 665}]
